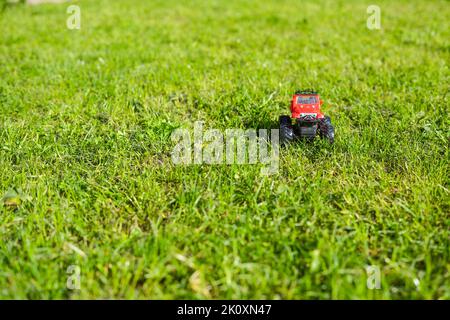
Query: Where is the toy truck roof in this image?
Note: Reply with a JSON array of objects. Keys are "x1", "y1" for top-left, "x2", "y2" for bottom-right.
[{"x1": 294, "y1": 90, "x2": 318, "y2": 95}]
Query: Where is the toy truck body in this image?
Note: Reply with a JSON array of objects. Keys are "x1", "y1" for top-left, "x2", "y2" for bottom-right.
[{"x1": 280, "y1": 90, "x2": 335, "y2": 144}]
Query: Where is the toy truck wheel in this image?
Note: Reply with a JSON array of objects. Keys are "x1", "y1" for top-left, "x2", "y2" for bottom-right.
[
  {"x1": 319, "y1": 116, "x2": 335, "y2": 144},
  {"x1": 279, "y1": 115, "x2": 294, "y2": 146}
]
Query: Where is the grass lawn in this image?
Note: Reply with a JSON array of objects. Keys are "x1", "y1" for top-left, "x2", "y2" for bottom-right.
[{"x1": 0, "y1": 0, "x2": 449, "y2": 299}]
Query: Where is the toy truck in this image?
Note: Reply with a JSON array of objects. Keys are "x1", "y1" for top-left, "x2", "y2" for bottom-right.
[{"x1": 279, "y1": 90, "x2": 335, "y2": 145}]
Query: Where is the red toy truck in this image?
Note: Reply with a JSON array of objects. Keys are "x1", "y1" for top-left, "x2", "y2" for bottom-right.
[{"x1": 279, "y1": 90, "x2": 335, "y2": 144}]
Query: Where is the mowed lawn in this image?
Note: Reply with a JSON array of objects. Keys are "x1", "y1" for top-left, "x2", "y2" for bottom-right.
[{"x1": 0, "y1": 0, "x2": 448, "y2": 299}]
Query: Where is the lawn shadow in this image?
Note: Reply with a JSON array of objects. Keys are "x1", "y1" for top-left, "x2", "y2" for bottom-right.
[{"x1": 243, "y1": 116, "x2": 279, "y2": 131}]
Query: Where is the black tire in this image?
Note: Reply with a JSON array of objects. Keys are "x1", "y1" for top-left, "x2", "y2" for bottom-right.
[
  {"x1": 319, "y1": 116, "x2": 335, "y2": 144},
  {"x1": 279, "y1": 115, "x2": 294, "y2": 146}
]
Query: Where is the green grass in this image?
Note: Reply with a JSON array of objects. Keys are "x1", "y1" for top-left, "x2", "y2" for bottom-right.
[{"x1": 0, "y1": 0, "x2": 449, "y2": 299}]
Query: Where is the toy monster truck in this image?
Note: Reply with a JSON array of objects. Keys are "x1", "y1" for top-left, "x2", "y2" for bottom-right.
[{"x1": 279, "y1": 90, "x2": 335, "y2": 145}]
